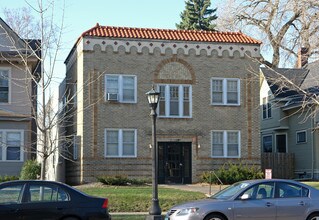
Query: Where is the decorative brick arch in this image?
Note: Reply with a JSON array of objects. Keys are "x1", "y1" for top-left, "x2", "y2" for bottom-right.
[{"x1": 154, "y1": 56, "x2": 196, "y2": 84}]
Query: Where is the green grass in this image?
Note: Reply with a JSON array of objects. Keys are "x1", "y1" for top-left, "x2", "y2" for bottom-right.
[
  {"x1": 79, "y1": 186, "x2": 205, "y2": 212},
  {"x1": 112, "y1": 215, "x2": 147, "y2": 220}
]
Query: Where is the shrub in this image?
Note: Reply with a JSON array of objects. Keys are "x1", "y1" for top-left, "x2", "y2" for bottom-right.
[
  {"x1": 0, "y1": 175, "x2": 19, "y2": 183},
  {"x1": 200, "y1": 162, "x2": 264, "y2": 185},
  {"x1": 97, "y1": 175, "x2": 151, "y2": 186},
  {"x1": 20, "y1": 160, "x2": 41, "y2": 180}
]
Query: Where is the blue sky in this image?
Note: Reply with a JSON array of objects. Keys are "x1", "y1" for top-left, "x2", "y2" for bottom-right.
[{"x1": 0, "y1": 0, "x2": 222, "y2": 87}]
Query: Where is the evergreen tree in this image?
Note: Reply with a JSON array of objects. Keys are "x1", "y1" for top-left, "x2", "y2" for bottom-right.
[{"x1": 176, "y1": 0, "x2": 218, "y2": 31}]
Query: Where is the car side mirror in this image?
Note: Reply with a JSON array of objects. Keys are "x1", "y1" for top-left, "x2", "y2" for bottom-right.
[{"x1": 240, "y1": 193, "x2": 251, "y2": 200}]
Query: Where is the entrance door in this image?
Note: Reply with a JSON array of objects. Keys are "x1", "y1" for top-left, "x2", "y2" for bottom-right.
[
  {"x1": 276, "y1": 134, "x2": 287, "y2": 153},
  {"x1": 158, "y1": 142, "x2": 191, "y2": 184}
]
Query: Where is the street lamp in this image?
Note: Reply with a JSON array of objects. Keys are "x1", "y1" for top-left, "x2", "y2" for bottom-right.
[{"x1": 146, "y1": 86, "x2": 162, "y2": 220}]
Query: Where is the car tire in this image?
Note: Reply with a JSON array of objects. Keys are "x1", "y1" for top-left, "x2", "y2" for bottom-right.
[
  {"x1": 307, "y1": 213, "x2": 319, "y2": 220},
  {"x1": 204, "y1": 213, "x2": 227, "y2": 220}
]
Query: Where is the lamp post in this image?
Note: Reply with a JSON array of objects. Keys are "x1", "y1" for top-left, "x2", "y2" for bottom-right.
[{"x1": 146, "y1": 87, "x2": 162, "y2": 220}]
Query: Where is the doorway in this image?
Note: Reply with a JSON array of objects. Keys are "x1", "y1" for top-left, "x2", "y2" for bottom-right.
[
  {"x1": 158, "y1": 142, "x2": 192, "y2": 184},
  {"x1": 276, "y1": 134, "x2": 287, "y2": 153}
]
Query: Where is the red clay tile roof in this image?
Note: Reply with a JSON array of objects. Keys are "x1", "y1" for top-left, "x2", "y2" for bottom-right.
[{"x1": 80, "y1": 23, "x2": 261, "y2": 45}]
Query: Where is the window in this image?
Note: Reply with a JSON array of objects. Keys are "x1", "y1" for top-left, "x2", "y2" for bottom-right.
[
  {"x1": 0, "y1": 68, "x2": 10, "y2": 103},
  {"x1": 105, "y1": 74, "x2": 136, "y2": 103},
  {"x1": 0, "y1": 184, "x2": 24, "y2": 204},
  {"x1": 211, "y1": 78, "x2": 240, "y2": 105},
  {"x1": 158, "y1": 84, "x2": 192, "y2": 118},
  {"x1": 239, "y1": 183, "x2": 274, "y2": 200},
  {"x1": 296, "y1": 130, "x2": 306, "y2": 144},
  {"x1": 277, "y1": 182, "x2": 309, "y2": 198},
  {"x1": 211, "y1": 131, "x2": 240, "y2": 158},
  {"x1": 105, "y1": 129, "x2": 136, "y2": 157},
  {"x1": 262, "y1": 97, "x2": 272, "y2": 119},
  {"x1": 0, "y1": 130, "x2": 24, "y2": 161},
  {"x1": 73, "y1": 135, "x2": 78, "y2": 160},
  {"x1": 28, "y1": 184, "x2": 70, "y2": 202},
  {"x1": 262, "y1": 135, "x2": 273, "y2": 152}
]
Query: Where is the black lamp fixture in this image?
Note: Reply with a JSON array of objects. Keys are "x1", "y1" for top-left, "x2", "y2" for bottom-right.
[{"x1": 145, "y1": 86, "x2": 162, "y2": 220}]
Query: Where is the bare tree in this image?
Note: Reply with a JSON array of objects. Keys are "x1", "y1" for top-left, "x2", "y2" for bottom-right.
[
  {"x1": 1, "y1": 0, "x2": 66, "y2": 180},
  {"x1": 217, "y1": 0, "x2": 319, "y2": 68}
]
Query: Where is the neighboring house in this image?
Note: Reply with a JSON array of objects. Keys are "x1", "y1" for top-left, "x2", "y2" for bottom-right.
[
  {"x1": 62, "y1": 23, "x2": 261, "y2": 184},
  {"x1": 0, "y1": 18, "x2": 40, "y2": 176},
  {"x1": 45, "y1": 88, "x2": 65, "y2": 182},
  {"x1": 260, "y1": 59, "x2": 319, "y2": 179}
]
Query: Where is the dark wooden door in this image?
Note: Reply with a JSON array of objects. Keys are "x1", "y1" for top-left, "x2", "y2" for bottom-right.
[{"x1": 158, "y1": 142, "x2": 191, "y2": 184}]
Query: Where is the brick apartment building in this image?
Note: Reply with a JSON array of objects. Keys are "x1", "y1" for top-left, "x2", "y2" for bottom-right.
[{"x1": 61, "y1": 24, "x2": 261, "y2": 184}]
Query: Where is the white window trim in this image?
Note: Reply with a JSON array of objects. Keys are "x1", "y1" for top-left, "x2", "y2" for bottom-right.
[
  {"x1": 104, "y1": 74, "x2": 137, "y2": 103},
  {"x1": 211, "y1": 78, "x2": 240, "y2": 106},
  {"x1": 0, "y1": 67, "x2": 11, "y2": 104},
  {"x1": 296, "y1": 130, "x2": 307, "y2": 144},
  {"x1": 211, "y1": 130, "x2": 241, "y2": 158},
  {"x1": 262, "y1": 96, "x2": 272, "y2": 119},
  {"x1": 104, "y1": 129, "x2": 137, "y2": 158},
  {"x1": 0, "y1": 129, "x2": 24, "y2": 162},
  {"x1": 157, "y1": 84, "x2": 192, "y2": 118}
]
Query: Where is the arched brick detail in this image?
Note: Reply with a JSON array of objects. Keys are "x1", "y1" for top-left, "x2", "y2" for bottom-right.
[{"x1": 153, "y1": 56, "x2": 196, "y2": 84}]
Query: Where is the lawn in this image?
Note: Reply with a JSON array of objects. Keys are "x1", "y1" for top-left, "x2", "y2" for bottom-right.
[{"x1": 78, "y1": 185, "x2": 205, "y2": 213}]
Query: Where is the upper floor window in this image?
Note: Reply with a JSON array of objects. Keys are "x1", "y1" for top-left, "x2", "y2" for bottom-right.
[
  {"x1": 104, "y1": 129, "x2": 137, "y2": 158},
  {"x1": 158, "y1": 84, "x2": 192, "y2": 118},
  {"x1": 0, "y1": 69, "x2": 10, "y2": 103},
  {"x1": 0, "y1": 130, "x2": 24, "y2": 162},
  {"x1": 105, "y1": 74, "x2": 136, "y2": 103},
  {"x1": 211, "y1": 130, "x2": 240, "y2": 158},
  {"x1": 262, "y1": 97, "x2": 272, "y2": 119},
  {"x1": 211, "y1": 78, "x2": 240, "y2": 105}
]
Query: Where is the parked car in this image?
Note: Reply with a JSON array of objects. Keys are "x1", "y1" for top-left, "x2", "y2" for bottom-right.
[
  {"x1": 165, "y1": 179, "x2": 319, "y2": 220},
  {"x1": 0, "y1": 180, "x2": 111, "y2": 220}
]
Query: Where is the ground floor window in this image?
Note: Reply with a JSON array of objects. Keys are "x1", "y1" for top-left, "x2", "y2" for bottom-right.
[
  {"x1": 296, "y1": 130, "x2": 307, "y2": 144},
  {"x1": 211, "y1": 130, "x2": 240, "y2": 158},
  {"x1": 262, "y1": 135, "x2": 273, "y2": 152},
  {"x1": 0, "y1": 130, "x2": 24, "y2": 161},
  {"x1": 104, "y1": 129, "x2": 137, "y2": 157}
]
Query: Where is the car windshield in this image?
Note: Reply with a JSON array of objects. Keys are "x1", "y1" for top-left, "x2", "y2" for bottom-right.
[{"x1": 211, "y1": 182, "x2": 251, "y2": 200}]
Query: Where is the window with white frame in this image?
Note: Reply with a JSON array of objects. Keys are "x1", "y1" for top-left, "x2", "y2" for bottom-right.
[
  {"x1": 262, "y1": 135, "x2": 273, "y2": 152},
  {"x1": 0, "y1": 130, "x2": 24, "y2": 161},
  {"x1": 104, "y1": 129, "x2": 136, "y2": 157},
  {"x1": 211, "y1": 130, "x2": 240, "y2": 158},
  {"x1": 158, "y1": 84, "x2": 191, "y2": 118},
  {"x1": 296, "y1": 130, "x2": 307, "y2": 144},
  {"x1": 262, "y1": 97, "x2": 272, "y2": 119},
  {"x1": 211, "y1": 78, "x2": 240, "y2": 105},
  {"x1": 0, "y1": 68, "x2": 10, "y2": 103},
  {"x1": 105, "y1": 74, "x2": 136, "y2": 103}
]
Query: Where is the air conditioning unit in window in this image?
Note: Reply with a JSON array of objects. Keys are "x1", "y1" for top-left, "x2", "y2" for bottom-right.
[{"x1": 107, "y1": 93, "x2": 118, "y2": 101}]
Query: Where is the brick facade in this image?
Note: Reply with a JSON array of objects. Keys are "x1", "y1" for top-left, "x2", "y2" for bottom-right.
[{"x1": 64, "y1": 27, "x2": 261, "y2": 184}]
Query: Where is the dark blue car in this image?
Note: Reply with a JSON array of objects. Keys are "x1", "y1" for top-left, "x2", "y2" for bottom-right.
[{"x1": 0, "y1": 180, "x2": 111, "y2": 220}]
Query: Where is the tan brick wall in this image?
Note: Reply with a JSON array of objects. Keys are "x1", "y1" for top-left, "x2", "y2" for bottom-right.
[{"x1": 66, "y1": 41, "x2": 261, "y2": 184}]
